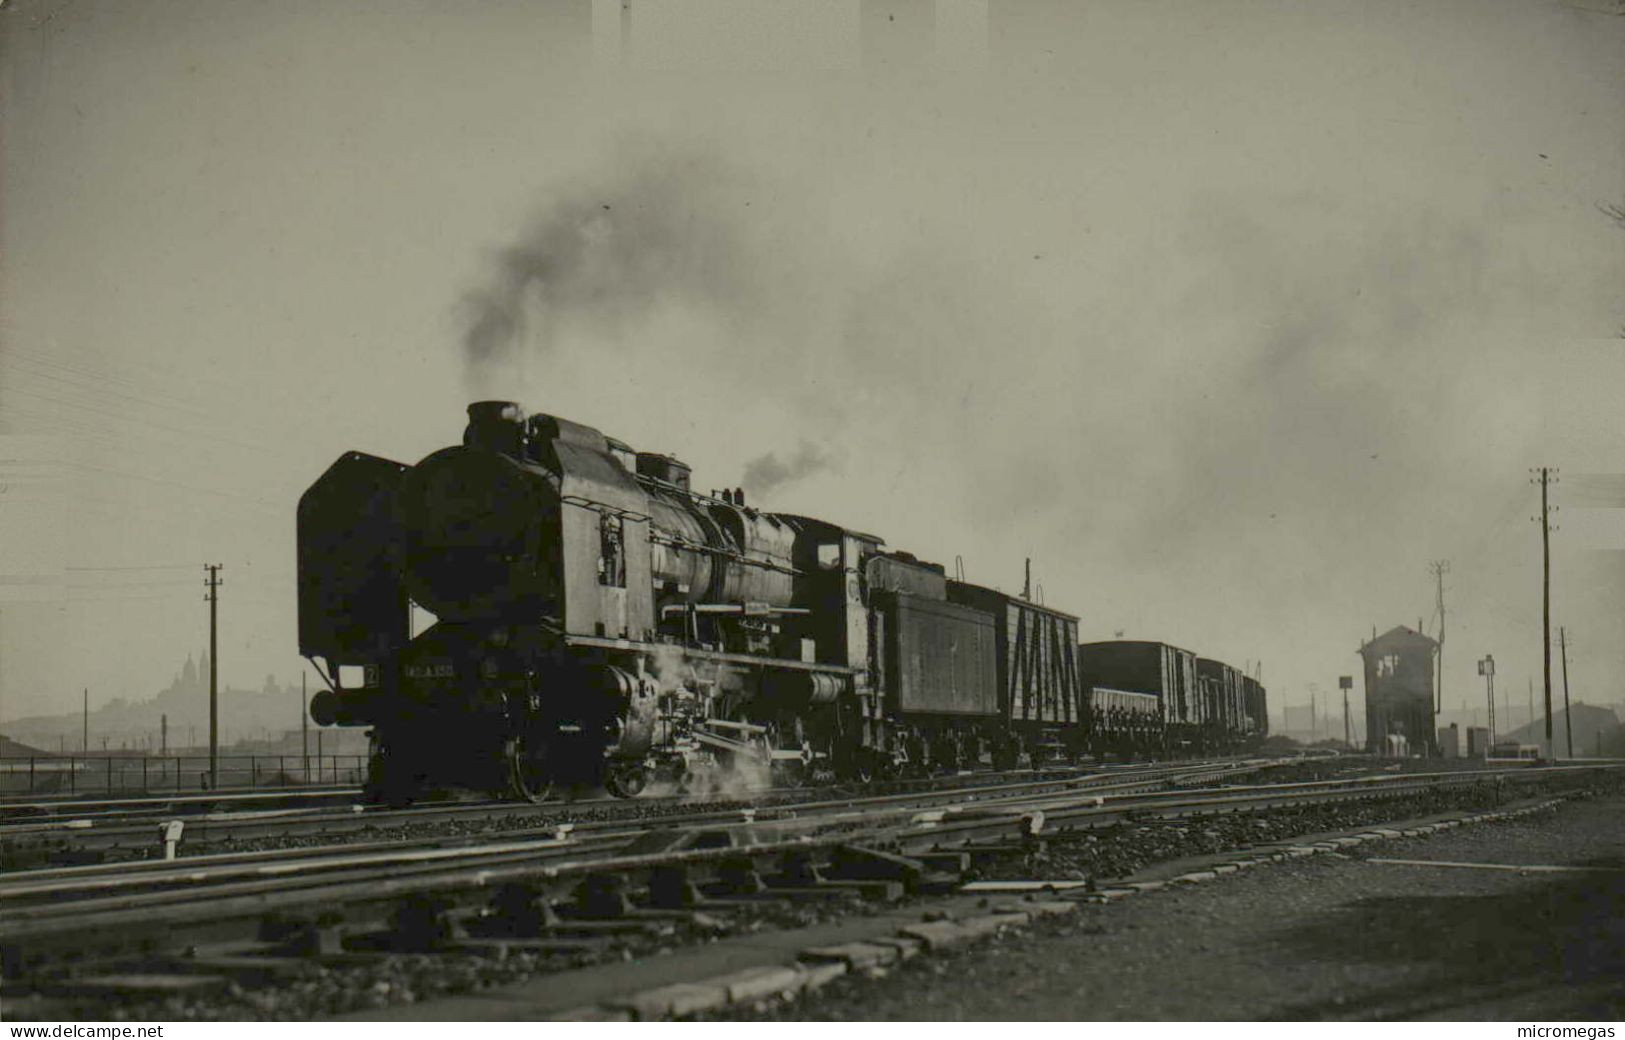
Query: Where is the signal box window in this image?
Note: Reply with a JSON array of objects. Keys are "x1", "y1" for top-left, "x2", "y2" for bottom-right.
[{"x1": 599, "y1": 514, "x2": 626, "y2": 587}]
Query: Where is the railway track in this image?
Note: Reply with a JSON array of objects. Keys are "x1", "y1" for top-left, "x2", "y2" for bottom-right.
[
  {"x1": 0, "y1": 760, "x2": 1254, "y2": 910},
  {"x1": 7, "y1": 757, "x2": 1616, "y2": 1019},
  {"x1": 0, "y1": 759, "x2": 1242, "y2": 867},
  {"x1": 0, "y1": 760, "x2": 1259, "y2": 969}
]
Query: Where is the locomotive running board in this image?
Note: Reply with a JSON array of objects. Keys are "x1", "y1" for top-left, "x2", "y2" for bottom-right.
[{"x1": 563, "y1": 634, "x2": 861, "y2": 676}]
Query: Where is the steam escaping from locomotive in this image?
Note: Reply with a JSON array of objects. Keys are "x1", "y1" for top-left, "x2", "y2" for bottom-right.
[
  {"x1": 458, "y1": 149, "x2": 757, "y2": 390},
  {"x1": 741, "y1": 441, "x2": 836, "y2": 496}
]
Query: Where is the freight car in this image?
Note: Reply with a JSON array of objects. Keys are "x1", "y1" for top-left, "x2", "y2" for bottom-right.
[
  {"x1": 944, "y1": 581, "x2": 1082, "y2": 765},
  {"x1": 1197, "y1": 658, "x2": 1244, "y2": 748},
  {"x1": 1078, "y1": 640, "x2": 1195, "y2": 756},
  {"x1": 1078, "y1": 641, "x2": 1268, "y2": 756},
  {"x1": 298, "y1": 402, "x2": 1264, "y2": 803},
  {"x1": 1242, "y1": 676, "x2": 1268, "y2": 738},
  {"x1": 1080, "y1": 687, "x2": 1162, "y2": 758}
]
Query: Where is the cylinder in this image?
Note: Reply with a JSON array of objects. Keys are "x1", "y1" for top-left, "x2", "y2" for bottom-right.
[{"x1": 310, "y1": 688, "x2": 377, "y2": 727}]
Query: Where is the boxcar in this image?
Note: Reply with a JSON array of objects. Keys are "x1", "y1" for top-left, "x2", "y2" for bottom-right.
[
  {"x1": 1196, "y1": 658, "x2": 1245, "y2": 746},
  {"x1": 1241, "y1": 675, "x2": 1268, "y2": 736},
  {"x1": 946, "y1": 581, "x2": 1082, "y2": 758}
]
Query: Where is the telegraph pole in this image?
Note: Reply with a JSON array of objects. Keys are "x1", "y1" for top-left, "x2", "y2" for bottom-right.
[
  {"x1": 1429, "y1": 561, "x2": 1448, "y2": 716},
  {"x1": 205, "y1": 564, "x2": 223, "y2": 789},
  {"x1": 301, "y1": 672, "x2": 310, "y2": 785},
  {"x1": 1532, "y1": 468, "x2": 1556, "y2": 758},
  {"x1": 1527, "y1": 677, "x2": 1535, "y2": 742},
  {"x1": 1339, "y1": 675, "x2": 1352, "y2": 747},
  {"x1": 1478, "y1": 654, "x2": 1496, "y2": 750},
  {"x1": 82, "y1": 688, "x2": 88, "y2": 752},
  {"x1": 1560, "y1": 627, "x2": 1573, "y2": 759}
]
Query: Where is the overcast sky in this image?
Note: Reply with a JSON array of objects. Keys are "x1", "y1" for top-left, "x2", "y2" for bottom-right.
[{"x1": 2, "y1": 0, "x2": 1622, "y2": 728}]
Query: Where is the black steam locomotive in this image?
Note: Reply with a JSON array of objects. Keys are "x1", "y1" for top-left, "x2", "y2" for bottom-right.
[{"x1": 297, "y1": 403, "x2": 1266, "y2": 804}]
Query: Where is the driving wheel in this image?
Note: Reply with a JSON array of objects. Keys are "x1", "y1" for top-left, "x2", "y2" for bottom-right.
[
  {"x1": 604, "y1": 761, "x2": 648, "y2": 799},
  {"x1": 506, "y1": 733, "x2": 554, "y2": 803}
]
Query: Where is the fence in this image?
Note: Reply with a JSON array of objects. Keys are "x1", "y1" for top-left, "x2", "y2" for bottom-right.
[{"x1": 0, "y1": 754, "x2": 367, "y2": 796}]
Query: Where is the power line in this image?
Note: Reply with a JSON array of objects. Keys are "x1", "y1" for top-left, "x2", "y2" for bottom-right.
[
  {"x1": 0, "y1": 343, "x2": 270, "y2": 429},
  {"x1": 65, "y1": 580, "x2": 202, "y2": 590},
  {"x1": 65, "y1": 564, "x2": 198, "y2": 572},
  {"x1": 53, "y1": 458, "x2": 293, "y2": 514},
  {"x1": 1, "y1": 354, "x2": 243, "y2": 431},
  {"x1": 0, "y1": 343, "x2": 365, "y2": 457},
  {"x1": 1, "y1": 385, "x2": 276, "y2": 457}
]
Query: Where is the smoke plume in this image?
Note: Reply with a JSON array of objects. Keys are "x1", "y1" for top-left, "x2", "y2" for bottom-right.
[
  {"x1": 459, "y1": 144, "x2": 760, "y2": 390},
  {"x1": 741, "y1": 441, "x2": 835, "y2": 497}
]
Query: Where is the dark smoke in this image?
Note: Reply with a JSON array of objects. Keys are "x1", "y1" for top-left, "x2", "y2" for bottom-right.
[
  {"x1": 741, "y1": 441, "x2": 835, "y2": 497},
  {"x1": 459, "y1": 145, "x2": 759, "y2": 386}
]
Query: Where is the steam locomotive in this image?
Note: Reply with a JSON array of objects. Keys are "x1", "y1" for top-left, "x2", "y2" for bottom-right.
[{"x1": 297, "y1": 402, "x2": 1266, "y2": 804}]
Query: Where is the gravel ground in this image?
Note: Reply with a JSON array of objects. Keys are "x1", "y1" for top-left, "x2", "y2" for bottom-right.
[
  {"x1": 964, "y1": 777, "x2": 1555, "y2": 883},
  {"x1": 717, "y1": 788, "x2": 1625, "y2": 1021}
]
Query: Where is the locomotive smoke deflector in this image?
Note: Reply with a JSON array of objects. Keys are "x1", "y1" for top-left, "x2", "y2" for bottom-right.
[{"x1": 635, "y1": 452, "x2": 692, "y2": 491}]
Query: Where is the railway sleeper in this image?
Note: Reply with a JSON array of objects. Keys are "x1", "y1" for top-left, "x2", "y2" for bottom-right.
[
  {"x1": 2, "y1": 919, "x2": 217, "y2": 982},
  {"x1": 486, "y1": 882, "x2": 563, "y2": 933},
  {"x1": 707, "y1": 856, "x2": 769, "y2": 896},
  {"x1": 257, "y1": 910, "x2": 348, "y2": 957},
  {"x1": 159, "y1": 945, "x2": 324, "y2": 986},
  {"x1": 823, "y1": 844, "x2": 963, "y2": 895},
  {"x1": 35, "y1": 972, "x2": 233, "y2": 1000},
  {"x1": 353, "y1": 894, "x2": 474, "y2": 953},
  {"x1": 914, "y1": 850, "x2": 972, "y2": 873},
  {"x1": 442, "y1": 936, "x2": 613, "y2": 959},
  {"x1": 690, "y1": 854, "x2": 856, "y2": 902},
  {"x1": 957, "y1": 839, "x2": 1049, "y2": 865},
  {"x1": 647, "y1": 864, "x2": 708, "y2": 909},
  {"x1": 761, "y1": 857, "x2": 905, "y2": 902},
  {"x1": 540, "y1": 918, "x2": 676, "y2": 938},
  {"x1": 569, "y1": 874, "x2": 637, "y2": 918}
]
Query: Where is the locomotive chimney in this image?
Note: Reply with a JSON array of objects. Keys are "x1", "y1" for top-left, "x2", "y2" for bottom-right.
[{"x1": 464, "y1": 401, "x2": 527, "y2": 456}]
